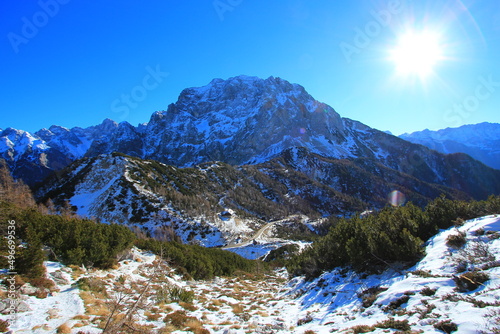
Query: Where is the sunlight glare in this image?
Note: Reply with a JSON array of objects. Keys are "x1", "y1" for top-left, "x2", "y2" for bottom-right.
[{"x1": 390, "y1": 30, "x2": 444, "y2": 78}]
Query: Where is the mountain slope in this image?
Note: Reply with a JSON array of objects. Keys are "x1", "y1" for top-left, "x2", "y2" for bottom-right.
[
  {"x1": 141, "y1": 75, "x2": 351, "y2": 166},
  {"x1": 400, "y1": 122, "x2": 500, "y2": 170},
  {"x1": 288, "y1": 214, "x2": 500, "y2": 333},
  {"x1": 4, "y1": 216, "x2": 500, "y2": 333},
  {"x1": 35, "y1": 149, "x2": 488, "y2": 248},
  {"x1": 0, "y1": 119, "x2": 120, "y2": 185},
  {"x1": 3, "y1": 75, "x2": 500, "y2": 201},
  {"x1": 35, "y1": 152, "x2": 370, "y2": 246}
]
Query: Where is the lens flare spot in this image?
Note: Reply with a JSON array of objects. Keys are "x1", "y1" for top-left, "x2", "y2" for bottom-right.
[
  {"x1": 388, "y1": 190, "x2": 406, "y2": 207},
  {"x1": 299, "y1": 128, "x2": 307, "y2": 134}
]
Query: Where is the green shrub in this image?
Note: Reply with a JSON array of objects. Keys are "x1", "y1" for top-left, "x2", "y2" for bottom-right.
[
  {"x1": 169, "y1": 286, "x2": 195, "y2": 303},
  {"x1": 264, "y1": 244, "x2": 300, "y2": 263},
  {"x1": 75, "y1": 277, "x2": 108, "y2": 296},
  {"x1": 154, "y1": 285, "x2": 171, "y2": 305},
  {"x1": 287, "y1": 203, "x2": 426, "y2": 276},
  {"x1": 135, "y1": 238, "x2": 264, "y2": 280},
  {"x1": 15, "y1": 239, "x2": 46, "y2": 279},
  {"x1": 287, "y1": 196, "x2": 500, "y2": 279},
  {"x1": 7, "y1": 206, "x2": 136, "y2": 269}
]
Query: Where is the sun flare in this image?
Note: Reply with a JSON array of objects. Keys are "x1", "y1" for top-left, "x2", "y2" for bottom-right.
[{"x1": 390, "y1": 30, "x2": 444, "y2": 78}]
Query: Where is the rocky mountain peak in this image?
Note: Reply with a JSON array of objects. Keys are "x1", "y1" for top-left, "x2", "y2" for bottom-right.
[
  {"x1": 142, "y1": 75, "x2": 349, "y2": 166},
  {"x1": 2, "y1": 76, "x2": 500, "y2": 197}
]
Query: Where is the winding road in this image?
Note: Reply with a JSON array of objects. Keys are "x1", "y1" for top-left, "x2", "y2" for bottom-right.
[{"x1": 222, "y1": 221, "x2": 276, "y2": 249}]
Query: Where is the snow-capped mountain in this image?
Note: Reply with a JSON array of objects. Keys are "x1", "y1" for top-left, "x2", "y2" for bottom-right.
[
  {"x1": 0, "y1": 119, "x2": 120, "y2": 185},
  {"x1": 2, "y1": 75, "x2": 500, "y2": 201},
  {"x1": 400, "y1": 122, "x2": 500, "y2": 170},
  {"x1": 141, "y1": 75, "x2": 352, "y2": 165}
]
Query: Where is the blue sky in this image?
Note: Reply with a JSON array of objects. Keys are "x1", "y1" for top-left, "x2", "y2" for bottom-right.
[{"x1": 1, "y1": 0, "x2": 499, "y2": 135}]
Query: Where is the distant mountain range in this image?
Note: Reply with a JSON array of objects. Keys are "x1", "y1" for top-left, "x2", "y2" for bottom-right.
[
  {"x1": 2, "y1": 76, "x2": 500, "y2": 244},
  {"x1": 399, "y1": 122, "x2": 500, "y2": 170}
]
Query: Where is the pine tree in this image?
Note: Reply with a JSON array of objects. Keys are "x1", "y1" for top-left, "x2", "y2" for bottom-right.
[{"x1": 16, "y1": 229, "x2": 46, "y2": 279}]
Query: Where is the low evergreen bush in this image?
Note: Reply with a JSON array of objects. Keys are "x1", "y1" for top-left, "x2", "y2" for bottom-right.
[
  {"x1": 287, "y1": 195, "x2": 500, "y2": 279},
  {"x1": 135, "y1": 238, "x2": 264, "y2": 280}
]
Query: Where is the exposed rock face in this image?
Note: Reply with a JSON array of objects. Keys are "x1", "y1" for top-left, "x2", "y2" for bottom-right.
[
  {"x1": 2, "y1": 75, "x2": 500, "y2": 201},
  {"x1": 142, "y1": 76, "x2": 350, "y2": 166}
]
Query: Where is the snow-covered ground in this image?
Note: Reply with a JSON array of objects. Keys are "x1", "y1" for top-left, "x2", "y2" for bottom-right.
[
  {"x1": 2, "y1": 215, "x2": 500, "y2": 333},
  {"x1": 1, "y1": 262, "x2": 85, "y2": 333},
  {"x1": 287, "y1": 214, "x2": 500, "y2": 333}
]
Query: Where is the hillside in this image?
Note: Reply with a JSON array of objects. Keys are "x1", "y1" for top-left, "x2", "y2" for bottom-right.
[
  {"x1": 2, "y1": 162, "x2": 500, "y2": 333},
  {"x1": 2, "y1": 215, "x2": 500, "y2": 333},
  {"x1": 33, "y1": 149, "x2": 486, "y2": 248}
]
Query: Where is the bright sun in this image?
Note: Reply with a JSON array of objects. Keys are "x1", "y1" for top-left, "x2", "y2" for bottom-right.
[{"x1": 390, "y1": 30, "x2": 443, "y2": 78}]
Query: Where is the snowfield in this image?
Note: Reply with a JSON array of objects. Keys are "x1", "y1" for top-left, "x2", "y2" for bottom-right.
[{"x1": 2, "y1": 215, "x2": 500, "y2": 333}]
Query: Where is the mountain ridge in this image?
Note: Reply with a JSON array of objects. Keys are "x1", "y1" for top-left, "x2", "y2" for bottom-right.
[
  {"x1": 2, "y1": 75, "x2": 500, "y2": 206},
  {"x1": 400, "y1": 122, "x2": 500, "y2": 170}
]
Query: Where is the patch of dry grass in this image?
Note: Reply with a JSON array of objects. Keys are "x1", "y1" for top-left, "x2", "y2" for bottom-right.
[
  {"x1": 185, "y1": 318, "x2": 204, "y2": 331},
  {"x1": 206, "y1": 304, "x2": 220, "y2": 312},
  {"x1": 72, "y1": 321, "x2": 88, "y2": 328},
  {"x1": 72, "y1": 314, "x2": 91, "y2": 320},
  {"x1": 32, "y1": 324, "x2": 51, "y2": 331},
  {"x1": 231, "y1": 303, "x2": 245, "y2": 314},
  {"x1": 157, "y1": 324, "x2": 176, "y2": 333},
  {"x1": 56, "y1": 323, "x2": 72, "y2": 334},
  {"x1": 179, "y1": 301, "x2": 198, "y2": 311},
  {"x1": 145, "y1": 311, "x2": 163, "y2": 322},
  {"x1": 69, "y1": 265, "x2": 84, "y2": 279},
  {"x1": 257, "y1": 310, "x2": 269, "y2": 317}
]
